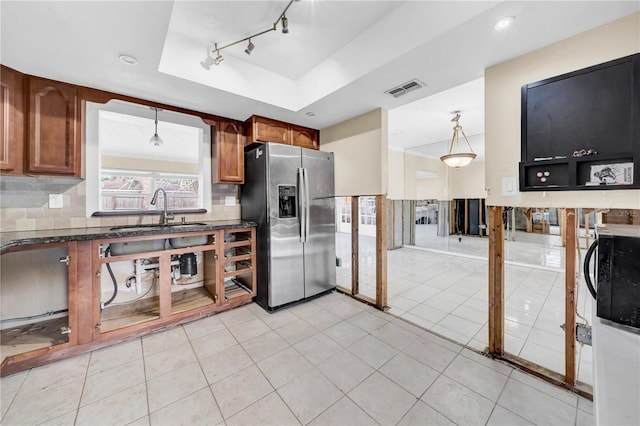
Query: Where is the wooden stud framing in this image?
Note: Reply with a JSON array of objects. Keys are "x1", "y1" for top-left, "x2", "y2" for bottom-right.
[
  {"x1": 560, "y1": 208, "x2": 567, "y2": 247},
  {"x1": 351, "y1": 196, "x2": 359, "y2": 295},
  {"x1": 75, "y1": 241, "x2": 93, "y2": 345},
  {"x1": 564, "y1": 208, "x2": 577, "y2": 386},
  {"x1": 375, "y1": 195, "x2": 388, "y2": 310},
  {"x1": 488, "y1": 206, "x2": 505, "y2": 355}
]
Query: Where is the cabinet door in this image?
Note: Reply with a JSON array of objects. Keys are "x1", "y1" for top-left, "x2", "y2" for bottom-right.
[
  {"x1": 214, "y1": 119, "x2": 244, "y2": 183},
  {"x1": 26, "y1": 77, "x2": 80, "y2": 176},
  {"x1": 249, "y1": 115, "x2": 291, "y2": 145},
  {"x1": 0, "y1": 65, "x2": 24, "y2": 174},
  {"x1": 291, "y1": 125, "x2": 318, "y2": 150}
]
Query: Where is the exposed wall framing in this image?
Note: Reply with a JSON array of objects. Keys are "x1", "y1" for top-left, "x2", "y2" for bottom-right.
[
  {"x1": 487, "y1": 205, "x2": 585, "y2": 397},
  {"x1": 564, "y1": 208, "x2": 577, "y2": 386},
  {"x1": 488, "y1": 206, "x2": 504, "y2": 355},
  {"x1": 336, "y1": 195, "x2": 388, "y2": 311}
]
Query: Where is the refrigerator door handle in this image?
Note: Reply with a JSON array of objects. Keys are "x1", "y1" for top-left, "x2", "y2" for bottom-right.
[
  {"x1": 303, "y1": 167, "x2": 310, "y2": 243},
  {"x1": 298, "y1": 167, "x2": 306, "y2": 243}
]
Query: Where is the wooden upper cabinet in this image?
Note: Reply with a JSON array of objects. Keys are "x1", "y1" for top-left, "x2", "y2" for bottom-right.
[
  {"x1": 245, "y1": 115, "x2": 320, "y2": 150},
  {"x1": 26, "y1": 76, "x2": 80, "y2": 176},
  {"x1": 212, "y1": 118, "x2": 244, "y2": 184},
  {"x1": 291, "y1": 125, "x2": 318, "y2": 150},
  {"x1": 245, "y1": 115, "x2": 291, "y2": 146},
  {"x1": 0, "y1": 65, "x2": 25, "y2": 174}
]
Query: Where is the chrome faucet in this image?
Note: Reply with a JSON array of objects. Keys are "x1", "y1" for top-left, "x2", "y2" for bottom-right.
[{"x1": 150, "y1": 188, "x2": 174, "y2": 225}]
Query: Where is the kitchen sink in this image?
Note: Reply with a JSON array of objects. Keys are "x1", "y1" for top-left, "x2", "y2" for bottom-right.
[
  {"x1": 109, "y1": 223, "x2": 208, "y2": 232},
  {"x1": 108, "y1": 239, "x2": 167, "y2": 256},
  {"x1": 108, "y1": 223, "x2": 210, "y2": 253},
  {"x1": 169, "y1": 235, "x2": 209, "y2": 248}
]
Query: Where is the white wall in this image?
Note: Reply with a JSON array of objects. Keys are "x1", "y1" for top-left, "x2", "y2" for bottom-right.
[
  {"x1": 321, "y1": 108, "x2": 388, "y2": 196},
  {"x1": 403, "y1": 153, "x2": 447, "y2": 200},
  {"x1": 400, "y1": 152, "x2": 486, "y2": 201},
  {"x1": 485, "y1": 13, "x2": 640, "y2": 208},
  {"x1": 448, "y1": 160, "x2": 486, "y2": 200},
  {"x1": 387, "y1": 148, "x2": 405, "y2": 199}
]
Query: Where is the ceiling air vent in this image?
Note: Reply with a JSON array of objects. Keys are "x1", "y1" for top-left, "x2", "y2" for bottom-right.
[{"x1": 385, "y1": 79, "x2": 425, "y2": 98}]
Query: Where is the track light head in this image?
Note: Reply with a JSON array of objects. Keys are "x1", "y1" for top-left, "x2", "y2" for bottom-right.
[
  {"x1": 281, "y1": 16, "x2": 289, "y2": 34},
  {"x1": 214, "y1": 52, "x2": 224, "y2": 65},
  {"x1": 245, "y1": 39, "x2": 255, "y2": 55}
]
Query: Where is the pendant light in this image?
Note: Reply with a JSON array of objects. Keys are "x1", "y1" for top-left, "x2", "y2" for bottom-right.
[
  {"x1": 440, "y1": 111, "x2": 476, "y2": 168},
  {"x1": 149, "y1": 107, "x2": 163, "y2": 147}
]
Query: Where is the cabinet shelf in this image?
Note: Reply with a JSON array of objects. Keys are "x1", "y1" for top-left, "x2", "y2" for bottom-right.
[
  {"x1": 224, "y1": 253, "x2": 252, "y2": 263},
  {"x1": 224, "y1": 239, "x2": 252, "y2": 248},
  {"x1": 519, "y1": 154, "x2": 638, "y2": 191},
  {"x1": 224, "y1": 277, "x2": 253, "y2": 300},
  {"x1": 0, "y1": 315, "x2": 69, "y2": 360}
]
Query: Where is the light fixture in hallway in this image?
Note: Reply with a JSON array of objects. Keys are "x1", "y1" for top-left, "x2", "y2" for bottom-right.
[{"x1": 440, "y1": 111, "x2": 476, "y2": 168}]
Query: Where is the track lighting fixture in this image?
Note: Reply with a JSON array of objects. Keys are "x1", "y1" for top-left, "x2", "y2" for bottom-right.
[
  {"x1": 202, "y1": 0, "x2": 297, "y2": 67},
  {"x1": 149, "y1": 108, "x2": 163, "y2": 147},
  {"x1": 211, "y1": 43, "x2": 224, "y2": 65},
  {"x1": 245, "y1": 39, "x2": 255, "y2": 55}
]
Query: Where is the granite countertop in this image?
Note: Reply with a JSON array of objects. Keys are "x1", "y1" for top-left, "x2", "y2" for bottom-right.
[{"x1": 0, "y1": 220, "x2": 257, "y2": 254}]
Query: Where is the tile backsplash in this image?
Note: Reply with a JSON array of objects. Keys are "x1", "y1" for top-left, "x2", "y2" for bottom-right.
[{"x1": 0, "y1": 176, "x2": 241, "y2": 232}]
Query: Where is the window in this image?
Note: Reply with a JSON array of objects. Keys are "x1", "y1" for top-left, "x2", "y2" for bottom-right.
[
  {"x1": 339, "y1": 197, "x2": 351, "y2": 224},
  {"x1": 100, "y1": 171, "x2": 199, "y2": 211},
  {"x1": 85, "y1": 100, "x2": 211, "y2": 215},
  {"x1": 360, "y1": 196, "x2": 376, "y2": 226}
]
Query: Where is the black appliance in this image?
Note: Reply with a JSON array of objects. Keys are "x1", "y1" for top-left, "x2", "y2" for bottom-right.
[{"x1": 584, "y1": 224, "x2": 640, "y2": 329}]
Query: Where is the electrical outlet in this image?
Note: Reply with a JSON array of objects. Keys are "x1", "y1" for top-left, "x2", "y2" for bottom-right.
[{"x1": 48, "y1": 194, "x2": 64, "y2": 209}]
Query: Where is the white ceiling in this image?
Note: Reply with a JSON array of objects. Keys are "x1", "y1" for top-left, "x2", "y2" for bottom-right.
[{"x1": 1, "y1": 1, "x2": 638, "y2": 159}]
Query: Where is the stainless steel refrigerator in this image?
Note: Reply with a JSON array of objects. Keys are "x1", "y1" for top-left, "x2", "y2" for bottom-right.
[{"x1": 241, "y1": 143, "x2": 336, "y2": 310}]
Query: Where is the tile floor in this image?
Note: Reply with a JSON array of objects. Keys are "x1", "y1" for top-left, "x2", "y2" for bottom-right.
[
  {"x1": 336, "y1": 229, "x2": 594, "y2": 387},
  {"x1": 0, "y1": 292, "x2": 593, "y2": 425}
]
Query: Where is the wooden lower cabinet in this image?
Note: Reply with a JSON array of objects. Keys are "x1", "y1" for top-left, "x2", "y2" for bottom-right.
[
  {"x1": 0, "y1": 242, "x2": 78, "y2": 375},
  {"x1": 0, "y1": 227, "x2": 256, "y2": 376}
]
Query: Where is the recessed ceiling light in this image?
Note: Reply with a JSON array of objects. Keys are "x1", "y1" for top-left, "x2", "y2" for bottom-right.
[
  {"x1": 118, "y1": 54, "x2": 138, "y2": 65},
  {"x1": 494, "y1": 16, "x2": 515, "y2": 31},
  {"x1": 305, "y1": 112, "x2": 315, "y2": 116}
]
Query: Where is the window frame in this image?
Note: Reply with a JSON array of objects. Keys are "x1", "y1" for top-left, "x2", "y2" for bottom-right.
[{"x1": 85, "y1": 100, "x2": 212, "y2": 216}]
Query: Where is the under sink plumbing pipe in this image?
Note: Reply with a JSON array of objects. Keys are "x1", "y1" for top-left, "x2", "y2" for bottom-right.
[
  {"x1": 130, "y1": 259, "x2": 180, "y2": 294},
  {"x1": 102, "y1": 246, "x2": 118, "y2": 309}
]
